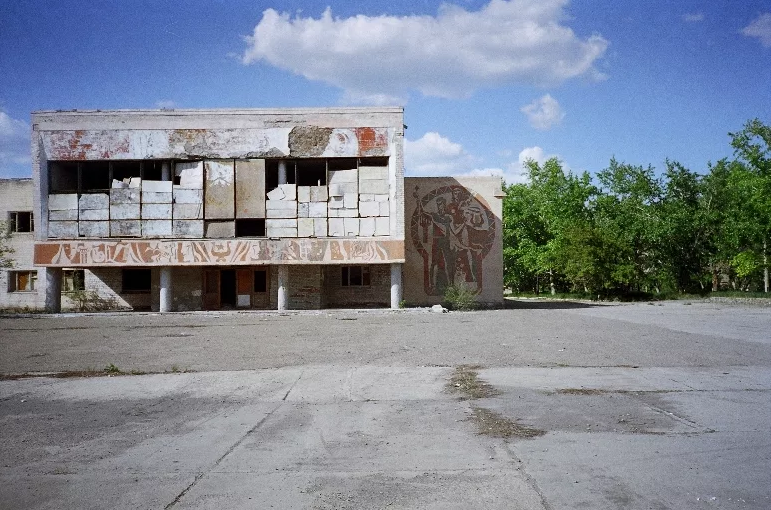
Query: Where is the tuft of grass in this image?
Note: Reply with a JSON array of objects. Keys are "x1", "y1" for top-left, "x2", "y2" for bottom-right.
[
  {"x1": 446, "y1": 365, "x2": 500, "y2": 400},
  {"x1": 470, "y1": 407, "x2": 545, "y2": 439},
  {"x1": 104, "y1": 363, "x2": 121, "y2": 375},
  {"x1": 442, "y1": 285, "x2": 479, "y2": 311}
]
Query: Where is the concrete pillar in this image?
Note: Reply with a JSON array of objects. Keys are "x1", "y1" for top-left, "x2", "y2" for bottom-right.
[
  {"x1": 277, "y1": 266, "x2": 289, "y2": 311},
  {"x1": 161, "y1": 162, "x2": 171, "y2": 181},
  {"x1": 159, "y1": 267, "x2": 172, "y2": 312},
  {"x1": 44, "y1": 267, "x2": 62, "y2": 313},
  {"x1": 390, "y1": 263, "x2": 402, "y2": 309},
  {"x1": 278, "y1": 160, "x2": 288, "y2": 185}
]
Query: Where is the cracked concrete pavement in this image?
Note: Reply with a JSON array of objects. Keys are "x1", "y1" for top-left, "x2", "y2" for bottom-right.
[{"x1": 1, "y1": 300, "x2": 770, "y2": 509}]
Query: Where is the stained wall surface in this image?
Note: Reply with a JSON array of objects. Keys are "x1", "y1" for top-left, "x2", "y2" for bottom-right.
[{"x1": 403, "y1": 177, "x2": 504, "y2": 306}]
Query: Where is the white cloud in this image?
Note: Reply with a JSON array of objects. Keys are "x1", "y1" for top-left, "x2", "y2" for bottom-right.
[
  {"x1": 155, "y1": 100, "x2": 176, "y2": 109},
  {"x1": 520, "y1": 94, "x2": 565, "y2": 130},
  {"x1": 742, "y1": 13, "x2": 771, "y2": 47},
  {"x1": 404, "y1": 132, "x2": 478, "y2": 176},
  {"x1": 242, "y1": 0, "x2": 609, "y2": 102},
  {"x1": 0, "y1": 111, "x2": 31, "y2": 176},
  {"x1": 682, "y1": 13, "x2": 704, "y2": 23}
]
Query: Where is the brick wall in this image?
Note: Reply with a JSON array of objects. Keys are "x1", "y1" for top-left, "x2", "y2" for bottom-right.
[
  {"x1": 288, "y1": 265, "x2": 323, "y2": 310},
  {"x1": 86, "y1": 268, "x2": 150, "y2": 310},
  {"x1": 324, "y1": 264, "x2": 390, "y2": 308},
  {"x1": 172, "y1": 267, "x2": 202, "y2": 311}
]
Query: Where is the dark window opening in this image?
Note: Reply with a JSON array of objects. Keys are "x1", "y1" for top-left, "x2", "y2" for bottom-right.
[
  {"x1": 9, "y1": 211, "x2": 33, "y2": 233},
  {"x1": 220, "y1": 269, "x2": 236, "y2": 307},
  {"x1": 81, "y1": 161, "x2": 111, "y2": 192},
  {"x1": 49, "y1": 161, "x2": 79, "y2": 193},
  {"x1": 359, "y1": 157, "x2": 389, "y2": 167},
  {"x1": 122, "y1": 269, "x2": 151, "y2": 293},
  {"x1": 254, "y1": 270, "x2": 267, "y2": 293},
  {"x1": 328, "y1": 158, "x2": 358, "y2": 171},
  {"x1": 141, "y1": 161, "x2": 164, "y2": 181},
  {"x1": 63, "y1": 269, "x2": 85, "y2": 292},
  {"x1": 236, "y1": 219, "x2": 266, "y2": 237},
  {"x1": 341, "y1": 266, "x2": 371, "y2": 287},
  {"x1": 265, "y1": 160, "x2": 296, "y2": 192},
  {"x1": 296, "y1": 160, "x2": 327, "y2": 186},
  {"x1": 111, "y1": 161, "x2": 142, "y2": 183}
]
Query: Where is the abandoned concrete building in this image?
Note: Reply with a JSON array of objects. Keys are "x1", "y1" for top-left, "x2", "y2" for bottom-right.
[{"x1": 1, "y1": 107, "x2": 503, "y2": 312}]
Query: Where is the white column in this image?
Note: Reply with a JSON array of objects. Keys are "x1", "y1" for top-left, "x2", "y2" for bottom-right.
[
  {"x1": 159, "y1": 267, "x2": 172, "y2": 312},
  {"x1": 161, "y1": 162, "x2": 171, "y2": 181},
  {"x1": 278, "y1": 161, "x2": 288, "y2": 185},
  {"x1": 390, "y1": 263, "x2": 402, "y2": 309},
  {"x1": 44, "y1": 267, "x2": 62, "y2": 313},
  {"x1": 277, "y1": 266, "x2": 289, "y2": 311}
]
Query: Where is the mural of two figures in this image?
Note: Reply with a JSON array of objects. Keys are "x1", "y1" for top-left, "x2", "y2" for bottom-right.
[{"x1": 410, "y1": 185, "x2": 496, "y2": 296}]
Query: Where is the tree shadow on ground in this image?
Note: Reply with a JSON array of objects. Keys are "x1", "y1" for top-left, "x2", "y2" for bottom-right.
[{"x1": 504, "y1": 298, "x2": 604, "y2": 310}]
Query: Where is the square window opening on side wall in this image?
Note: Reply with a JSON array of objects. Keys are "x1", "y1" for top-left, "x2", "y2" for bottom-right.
[
  {"x1": 236, "y1": 219, "x2": 265, "y2": 237},
  {"x1": 9, "y1": 211, "x2": 34, "y2": 233},
  {"x1": 341, "y1": 266, "x2": 371, "y2": 287},
  {"x1": 8, "y1": 270, "x2": 37, "y2": 292},
  {"x1": 122, "y1": 269, "x2": 151, "y2": 293}
]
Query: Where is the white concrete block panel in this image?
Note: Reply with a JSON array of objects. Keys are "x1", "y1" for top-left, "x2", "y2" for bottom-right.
[
  {"x1": 298, "y1": 203, "x2": 310, "y2": 218},
  {"x1": 328, "y1": 169, "x2": 358, "y2": 183},
  {"x1": 328, "y1": 196, "x2": 344, "y2": 209},
  {"x1": 142, "y1": 220, "x2": 173, "y2": 237},
  {"x1": 110, "y1": 188, "x2": 140, "y2": 204},
  {"x1": 328, "y1": 218, "x2": 345, "y2": 237},
  {"x1": 297, "y1": 186, "x2": 311, "y2": 203},
  {"x1": 128, "y1": 177, "x2": 141, "y2": 188},
  {"x1": 110, "y1": 220, "x2": 141, "y2": 237},
  {"x1": 49, "y1": 209, "x2": 78, "y2": 221},
  {"x1": 172, "y1": 203, "x2": 203, "y2": 220},
  {"x1": 343, "y1": 193, "x2": 358, "y2": 209},
  {"x1": 313, "y1": 218, "x2": 327, "y2": 237},
  {"x1": 175, "y1": 161, "x2": 204, "y2": 189},
  {"x1": 142, "y1": 203, "x2": 173, "y2": 219},
  {"x1": 328, "y1": 208, "x2": 357, "y2": 218},
  {"x1": 374, "y1": 194, "x2": 389, "y2": 202},
  {"x1": 359, "y1": 201, "x2": 380, "y2": 217},
  {"x1": 375, "y1": 216, "x2": 390, "y2": 236},
  {"x1": 278, "y1": 184, "x2": 297, "y2": 201},
  {"x1": 266, "y1": 201, "x2": 298, "y2": 218},
  {"x1": 141, "y1": 192, "x2": 173, "y2": 204},
  {"x1": 297, "y1": 218, "x2": 314, "y2": 237},
  {"x1": 360, "y1": 217, "x2": 376, "y2": 236},
  {"x1": 110, "y1": 203, "x2": 141, "y2": 220},
  {"x1": 329, "y1": 182, "x2": 358, "y2": 196},
  {"x1": 359, "y1": 179, "x2": 389, "y2": 195},
  {"x1": 266, "y1": 227, "x2": 297, "y2": 238},
  {"x1": 78, "y1": 193, "x2": 109, "y2": 210},
  {"x1": 78, "y1": 221, "x2": 109, "y2": 237},
  {"x1": 79, "y1": 209, "x2": 109, "y2": 221},
  {"x1": 173, "y1": 188, "x2": 203, "y2": 204},
  {"x1": 48, "y1": 221, "x2": 78, "y2": 238},
  {"x1": 173, "y1": 220, "x2": 204, "y2": 238},
  {"x1": 266, "y1": 187, "x2": 285, "y2": 201},
  {"x1": 310, "y1": 186, "x2": 328, "y2": 202},
  {"x1": 359, "y1": 165, "x2": 389, "y2": 181},
  {"x1": 308, "y1": 202, "x2": 327, "y2": 218},
  {"x1": 359, "y1": 194, "x2": 374, "y2": 202},
  {"x1": 344, "y1": 217, "x2": 360, "y2": 236},
  {"x1": 266, "y1": 219, "x2": 297, "y2": 229},
  {"x1": 142, "y1": 180, "x2": 173, "y2": 193},
  {"x1": 49, "y1": 194, "x2": 78, "y2": 210},
  {"x1": 379, "y1": 201, "x2": 390, "y2": 217}
]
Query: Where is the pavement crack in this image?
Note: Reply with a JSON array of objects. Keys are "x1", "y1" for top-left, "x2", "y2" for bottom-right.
[
  {"x1": 283, "y1": 370, "x2": 304, "y2": 401},
  {"x1": 504, "y1": 443, "x2": 554, "y2": 510}
]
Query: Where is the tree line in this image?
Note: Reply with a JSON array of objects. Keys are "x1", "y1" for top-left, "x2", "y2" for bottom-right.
[{"x1": 502, "y1": 119, "x2": 771, "y2": 297}]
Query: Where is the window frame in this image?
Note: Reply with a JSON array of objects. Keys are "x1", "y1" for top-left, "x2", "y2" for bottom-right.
[
  {"x1": 8, "y1": 270, "x2": 38, "y2": 292},
  {"x1": 62, "y1": 269, "x2": 86, "y2": 293},
  {"x1": 8, "y1": 211, "x2": 34, "y2": 233},
  {"x1": 341, "y1": 265, "x2": 371, "y2": 287}
]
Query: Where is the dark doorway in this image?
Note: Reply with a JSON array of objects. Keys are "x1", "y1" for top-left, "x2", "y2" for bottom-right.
[{"x1": 220, "y1": 269, "x2": 237, "y2": 308}]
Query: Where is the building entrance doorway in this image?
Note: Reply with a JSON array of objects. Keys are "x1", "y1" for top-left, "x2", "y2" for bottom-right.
[
  {"x1": 203, "y1": 267, "x2": 269, "y2": 310},
  {"x1": 220, "y1": 269, "x2": 237, "y2": 308}
]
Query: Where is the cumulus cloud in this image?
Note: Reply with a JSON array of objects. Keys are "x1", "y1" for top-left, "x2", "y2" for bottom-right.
[
  {"x1": 682, "y1": 13, "x2": 704, "y2": 23},
  {"x1": 242, "y1": 0, "x2": 609, "y2": 102},
  {"x1": 520, "y1": 94, "x2": 565, "y2": 130},
  {"x1": 404, "y1": 132, "x2": 478, "y2": 176},
  {"x1": 0, "y1": 111, "x2": 31, "y2": 176},
  {"x1": 742, "y1": 13, "x2": 771, "y2": 47}
]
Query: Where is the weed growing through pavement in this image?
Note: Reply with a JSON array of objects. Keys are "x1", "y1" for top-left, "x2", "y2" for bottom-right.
[
  {"x1": 470, "y1": 407, "x2": 545, "y2": 439},
  {"x1": 446, "y1": 365, "x2": 501, "y2": 399}
]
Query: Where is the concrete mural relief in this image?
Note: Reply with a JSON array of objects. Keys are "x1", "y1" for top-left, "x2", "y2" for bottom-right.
[
  {"x1": 410, "y1": 184, "x2": 496, "y2": 296},
  {"x1": 34, "y1": 239, "x2": 404, "y2": 267}
]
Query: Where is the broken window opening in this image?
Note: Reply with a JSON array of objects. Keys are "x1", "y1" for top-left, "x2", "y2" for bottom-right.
[
  {"x1": 141, "y1": 161, "x2": 164, "y2": 181},
  {"x1": 341, "y1": 265, "x2": 371, "y2": 287},
  {"x1": 327, "y1": 158, "x2": 358, "y2": 171},
  {"x1": 235, "y1": 219, "x2": 266, "y2": 237},
  {"x1": 8, "y1": 270, "x2": 37, "y2": 292},
  {"x1": 254, "y1": 269, "x2": 267, "y2": 293},
  {"x1": 296, "y1": 160, "x2": 327, "y2": 186},
  {"x1": 48, "y1": 161, "x2": 79, "y2": 193},
  {"x1": 80, "y1": 161, "x2": 111, "y2": 192},
  {"x1": 62, "y1": 269, "x2": 86, "y2": 292},
  {"x1": 122, "y1": 268, "x2": 151, "y2": 293},
  {"x1": 111, "y1": 161, "x2": 142, "y2": 184},
  {"x1": 8, "y1": 211, "x2": 34, "y2": 233},
  {"x1": 358, "y1": 157, "x2": 389, "y2": 167},
  {"x1": 265, "y1": 160, "x2": 297, "y2": 191}
]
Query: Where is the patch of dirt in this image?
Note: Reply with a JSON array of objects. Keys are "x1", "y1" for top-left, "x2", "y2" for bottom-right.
[
  {"x1": 446, "y1": 365, "x2": 500, "y2": 400},
  {"x1": 555, "y1": 388, "x2": 609, "y2": 395},
  {"x1": 470, "y1": 407, "x2": 545, "y2": 439}
]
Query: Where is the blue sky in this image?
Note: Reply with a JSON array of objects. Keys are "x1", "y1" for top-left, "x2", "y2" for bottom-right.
[{"x1": 1, "y1": 0, "x2": 770, "y2": 183}]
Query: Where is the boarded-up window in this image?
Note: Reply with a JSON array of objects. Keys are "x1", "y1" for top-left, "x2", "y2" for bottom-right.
[{"x1": 8, "y1": 271, "x2": 37, "y2": 292}]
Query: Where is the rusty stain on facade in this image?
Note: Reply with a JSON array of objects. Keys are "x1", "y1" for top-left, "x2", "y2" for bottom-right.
[{"x1": 355, "y1": 127, "x2": 389, "y2": 156}]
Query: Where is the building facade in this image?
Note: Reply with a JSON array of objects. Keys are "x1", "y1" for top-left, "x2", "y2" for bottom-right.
[{"x1": 2, "y1": 107, "x2": 503, "y2": 312}]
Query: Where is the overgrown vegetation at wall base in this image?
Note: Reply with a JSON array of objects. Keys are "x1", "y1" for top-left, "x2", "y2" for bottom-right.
[{"x1": 503, "y1": 119, "x2": 771, "y2": 297}]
